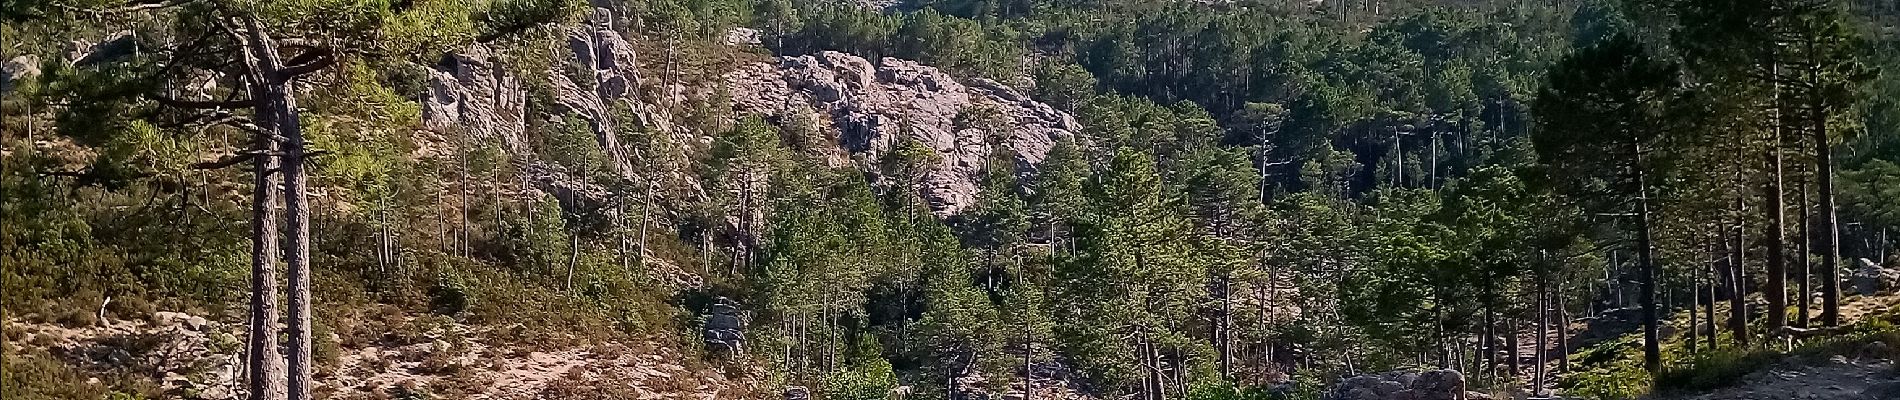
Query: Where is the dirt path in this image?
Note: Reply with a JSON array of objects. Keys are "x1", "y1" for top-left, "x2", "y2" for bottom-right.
[{"x1": 1658, "y1": 357, "x2": 1896, "y2": 400}]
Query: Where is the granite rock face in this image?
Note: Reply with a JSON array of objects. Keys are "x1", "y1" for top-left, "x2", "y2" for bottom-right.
[
  {"x1": 0, "y1": 55, "x2": 39, "y2": 95},
  {"x1": 422, "y1": 44, "x2": 528, "y2": 154},
  {"x1": 725, "y1": 51, "x2": 1079, "y2": 215},
  {"x1": 549, "y1": 7, "x2": 659, "y2": 177}
]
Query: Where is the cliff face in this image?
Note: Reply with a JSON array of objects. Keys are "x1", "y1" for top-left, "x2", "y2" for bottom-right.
[
  {"x1": 725, "y1": 51, "x2": 1079, "y2": 215},
  {"x1": 425, "y1": 17, "x2": 1078, "y2": 217}
]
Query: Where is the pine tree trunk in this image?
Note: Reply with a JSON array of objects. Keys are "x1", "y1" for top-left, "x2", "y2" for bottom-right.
[
  {"x1": 1690, "y1": 272, "x2": 1701, "y2": 354},
  {"x1": 1798, "y1": 169, "x2": 1812, "y2": 328},
  {"x1": 1636, "y1": 148, "x2": 1662, "y2": 373},
  {"x1": 1534, "y1": 287, "x2": 1547, "y2": 392},
  {"x1": 1482, "y1": 304, "x2": 1497, "y2": 383},
  {"x1": 1024, "y1": 328, "x2": 1034, "y2": 400},
  {"x1": 640, "y1": 178, "x2": 653, "y2": 268},
  {"x1": 1705, "y1": 246, "x2": 1720, "y2": 347},
  {"x1": 1814, "y1": 106, "x2": 1843, "y2": 327},
  {"x1": 233, "y1": 19, "x2": 309, "y2": 400},
  {"x1": 244, "y1": 119, "x2": 285, "y2": 400},
  {"x1": 1556, "y1": 283, "x2": 1569, "y2": 373},
  {"x1": 276, "y1": 66, "x2": 315, "y2": 400},
  {"x1": 1765, "y1": 64, "x2": 1790, "y2": 335},
  {"x1": 1729, "y1": 172, "x2": 1752, "y2": 347},
  {"x1": 1218, "y1": 273, "x2": 1233, "y2": 380},
  {"x1": 1505, "y1": 317, "x2": 1519, "y2": 379},
  {"x1": 459, "y1": 132, "x2": 470, "y2": 258},
  {"x1": 566, "y1": 226, "x2": 579, "y2": 291}
]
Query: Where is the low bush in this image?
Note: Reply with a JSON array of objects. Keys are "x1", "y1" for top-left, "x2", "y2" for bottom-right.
[{"x1": 1653, "y1": 321, "x2": 1900, "y2": 393}]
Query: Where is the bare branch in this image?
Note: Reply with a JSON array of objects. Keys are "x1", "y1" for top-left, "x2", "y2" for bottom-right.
[
  {"x1": 191, "y1": 153, "x2": 256, "y2": 170},
  {"x1": 149, "y1": 93, "x2": 253, "y2": 109},
  {"x1": 191, "y1": 148, "x2": 289, "y2": 170},
  {"x1": 51, "y1": 0, "x2": 197, "y2": 15},
  {"x1": 274, "y1": 47, "x2": 336, "y2": 82}
]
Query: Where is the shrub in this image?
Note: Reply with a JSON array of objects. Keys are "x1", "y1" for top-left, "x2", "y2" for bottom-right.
[
  {"x1": 1652, "y1": 348, "x2": 1780, "y2": 392},
  {"x1": 824, "y1": 358, "x2": 898, "y2": 400}
]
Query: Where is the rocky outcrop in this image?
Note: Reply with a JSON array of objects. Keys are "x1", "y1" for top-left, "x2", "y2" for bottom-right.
[
  {"x1": 1853, "y1": 258, "x2": 1898, "y2": 296},
  {"x1": 70, "y1": 31, "x2": 137, "y2": 67},
  {"x1": 702, "y1": 297, "x2": 746, "y2": 354},
  {"x1": 1324, "y1": 369, "x2": 1481, "y2": 400},
  {"x1": 549, "y1": 7, "x2": 676, "y2": 178},
  {"x1": 423, "y1": 44, "x2": 529, "y2": 153},
  {"x1": 1, "y1": 55, "x2": 38, "y2": 95},
  {"x1": 725, "y1": 51, "x2": 1079, "y2": 215}
]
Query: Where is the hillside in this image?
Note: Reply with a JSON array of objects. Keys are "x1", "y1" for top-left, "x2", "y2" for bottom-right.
[{"x1": 4, "y1": 1, "x2": 1900, "y2": 400}]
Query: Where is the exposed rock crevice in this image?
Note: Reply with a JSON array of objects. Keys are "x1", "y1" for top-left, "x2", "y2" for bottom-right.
[{"x1": 422, "y1": 44, "x2": 528, "y2": 154}]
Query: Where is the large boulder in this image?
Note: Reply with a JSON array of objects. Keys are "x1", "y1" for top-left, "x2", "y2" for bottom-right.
[
  {"x1": 1324, "y1": 369, "x2": 1467, "y2": 400},
  {"x1": 725, "y1": 51, "x2": 1079, "y2": 215},
  {"x1": 70, "y1": 31, "x2": 137, "y2": 67},
  {"x1": 0, "y1": 55, "x2": 38, "y2": 96},
  {"x1": 784, "y1": 386, "x2": 812, "y2": 400},
  {"x1": 1852, "y1": 258, "x2": 1898, "y2": 296},
  {"x1": 702, "y1": 297, "x2": 746, "y2": 354}
]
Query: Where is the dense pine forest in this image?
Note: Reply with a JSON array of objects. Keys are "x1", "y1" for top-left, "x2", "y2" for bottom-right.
[{"x1": 3, "y1": 0, "x2": 1899, "y2": 399}]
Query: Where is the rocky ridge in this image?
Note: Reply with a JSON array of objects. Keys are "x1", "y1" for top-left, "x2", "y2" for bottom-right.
[{"x1": 724, "y1": 51, "x2": 1079, "y2": 215}]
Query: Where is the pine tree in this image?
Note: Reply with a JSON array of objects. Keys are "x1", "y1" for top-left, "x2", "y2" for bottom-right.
[{"x1": 1533, "y1": 35, "x2": 1681, "y2": 372}]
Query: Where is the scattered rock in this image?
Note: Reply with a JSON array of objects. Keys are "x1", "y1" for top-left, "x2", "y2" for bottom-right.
[
  {"x1": 1413, "y1": 370, "x2": 1466, "y2": 400},
  {"x1": 954, "y1": 371, "x2": 991, "y2": 400},
  {"x1": 702, "y1": 297, "x2": 746, "y2": 354},
  {"x1": 1865, "y1": 341, "x2": 1894, "y2": 359},
  {"x1": 153, "y1": 311, "x2": 209, "y2": 331}
]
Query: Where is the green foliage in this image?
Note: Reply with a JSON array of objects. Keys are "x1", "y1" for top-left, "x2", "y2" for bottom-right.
[
  {"x1": 545, "y1": 114, "x2": 611, "y2": 178},
  {"x1": 825, "y1": 357, "x2": 899, "y2": 400},
  {"x1": 381, "y1": 0, "x2": 482, "y2": 63},
  {"x1": 7, "y1": 1, "x2": 1900, "y2": 399},
  {"x1": 1559, "y1": 335, "x2": 1653, "y2": 400}
]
